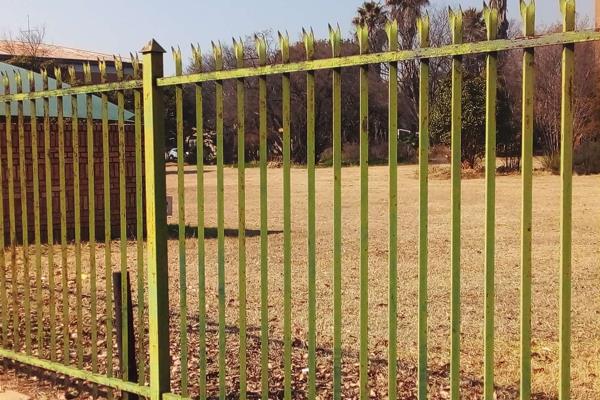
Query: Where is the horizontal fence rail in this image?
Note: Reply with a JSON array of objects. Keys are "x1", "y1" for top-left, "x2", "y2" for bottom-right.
[
  {"x1": 156, "y1": 30, "x2": 600, "y2": 86},
  {"x1": 0, "y1": 0, "x2": 597, "y2": 399}
]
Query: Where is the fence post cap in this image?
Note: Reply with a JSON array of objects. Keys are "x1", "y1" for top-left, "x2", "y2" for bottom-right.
[{"x1": 141, "y1": 39, "x2": 166, "y2": 54}]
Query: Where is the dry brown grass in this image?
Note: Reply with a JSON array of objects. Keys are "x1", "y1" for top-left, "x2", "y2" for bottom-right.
[
  {"x1": 164, "y1": 164, "x2": 600, "y2": 399},
  {"x1": 1, "y1": 163, "x2": 599, "y2": 399}
]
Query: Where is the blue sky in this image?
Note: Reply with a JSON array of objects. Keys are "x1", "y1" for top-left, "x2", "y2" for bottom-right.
[{"x1": 2, "y1": 0, "x2": 594, "y2": 73}]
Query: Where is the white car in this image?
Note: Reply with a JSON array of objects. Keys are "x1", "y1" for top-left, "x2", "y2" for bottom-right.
[{"x1": 165, "y1": 148, "x2": 178, "y2": 162}]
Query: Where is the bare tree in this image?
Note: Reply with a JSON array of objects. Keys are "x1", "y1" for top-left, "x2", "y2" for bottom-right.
[{"x1": 1, "y1": 25, "x2": 51, "y2": 71}]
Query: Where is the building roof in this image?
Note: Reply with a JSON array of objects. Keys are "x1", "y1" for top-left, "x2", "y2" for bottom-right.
[
  {"x1": 0, "y1": 40, "x2": 131, "y2": 64},
  {"x1": 0, "y1": 62, "x2": 133, "y2": 121}
]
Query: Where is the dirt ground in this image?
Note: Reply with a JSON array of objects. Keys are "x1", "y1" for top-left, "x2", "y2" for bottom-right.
[{"x1": 1, "y1": 163, "x2": 599, "y2": 399}]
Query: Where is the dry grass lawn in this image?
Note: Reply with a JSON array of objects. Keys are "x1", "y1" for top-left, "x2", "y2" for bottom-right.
[
  {"x1": 163, "y1": 163, "x2": 600, "y2": 399},
  {"x1": 1, "y1": 163, "x2": 599, "y2": 399}
]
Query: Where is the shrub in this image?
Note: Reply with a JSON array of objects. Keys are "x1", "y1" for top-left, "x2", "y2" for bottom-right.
[
  {"x1": 574, "y1": 141, "x2": 600, "y2": 175},
  {"x1": 429, "y1": 144, "x2": 451, "y2": 164},
  {"x1": 541, "y1": 152, "x2": 560, "y2": 175},
  {"x1": 318, "y1": 141, "x2": 417, "y2": 166}
]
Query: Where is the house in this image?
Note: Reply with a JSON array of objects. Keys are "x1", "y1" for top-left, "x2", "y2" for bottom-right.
[
  {"x1": 0, "y1": 61, "x2": 141, "y2": 243},
  {"x1": 0, "y1": 40, "x2": 134, "y2": 83}
]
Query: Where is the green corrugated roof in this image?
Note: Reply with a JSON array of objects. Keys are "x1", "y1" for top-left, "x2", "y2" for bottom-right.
[{"x1": 0, "y1": 62, "x2": 133, "y2": 121}]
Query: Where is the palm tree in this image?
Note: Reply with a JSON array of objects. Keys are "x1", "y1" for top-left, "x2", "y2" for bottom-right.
[
  {"x1": 353, "y1": 1, "x2": 388, "y2": 52},
  {"x1": 385, "y1": 0, "x2": 430, "y2": 49},
  {"x1": 463, "y1": 7, "x2": 486, "y2": 43},
  {"x1": 353, "y1": 1, "x2": 388, "y2": 28}
]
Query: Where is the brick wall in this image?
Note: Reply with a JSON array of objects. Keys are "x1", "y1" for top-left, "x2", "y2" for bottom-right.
[{"x1": 0, "y1": 121, "x2": 144, "y2": 243}]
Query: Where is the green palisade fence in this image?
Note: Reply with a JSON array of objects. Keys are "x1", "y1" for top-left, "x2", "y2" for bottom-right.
[{"x1": 0, "y1": 1, "x2": 597, "y2": 399}]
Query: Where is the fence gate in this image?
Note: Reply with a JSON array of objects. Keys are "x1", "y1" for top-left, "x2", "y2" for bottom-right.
[{"x1": 0, "y1": 0, "x2": 599, "y2": 399}]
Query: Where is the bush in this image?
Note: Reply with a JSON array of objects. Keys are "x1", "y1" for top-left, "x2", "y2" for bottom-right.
[
  {"x1": 429, "y1": 144, "x2": 451, "y2": 164},
  {"x1": 574, "y1": 141, "x2": 600, "y2": 175},
  {"x1": 319, "y1": 141, "x2": 417, "y2": 166},
  {"x1": 541, "y1": 152, "x2": 561, "y2": 175}
]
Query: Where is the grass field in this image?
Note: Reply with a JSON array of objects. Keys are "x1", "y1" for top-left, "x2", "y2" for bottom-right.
[
  {"x1": 162, "y1": 163, "x2": 600, "y2": 399},
  {"x1": 1, "y1": 163, "x2": 599, "y2": 399}
]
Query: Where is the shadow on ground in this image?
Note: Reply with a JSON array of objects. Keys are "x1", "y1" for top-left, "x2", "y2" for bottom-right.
[{"x1": 166, "y1": 224, "x2": 282, "y2": 240}]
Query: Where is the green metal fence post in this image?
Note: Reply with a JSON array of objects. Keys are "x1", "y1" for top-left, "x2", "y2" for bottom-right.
[
  {"x1": 385, "y1": 20, "x2": 399, "y2": 400},
  {"x1": 559, "y1": 1, "x2": 575, "y2": 398},
  {"x1": 483, "y1": 7, "x2": 498, "y2": 400},
  {"x1": 329, "y1": 24, "x2": 343, "y2": 400},
  {"x1": 416, "y1": 16, "x2": 430, "y2": 400},
  {"x1": 357, "y1": 24, "x2": 370, "y2": 400},
  {"x1": 141, "y1": 39, "x2": 171, "y2": 400},
  {"x1": 449, "y1": 10, "x2": 463, "y2": 400},
  {"x1": 520, "y1": 2, "x2": 535, "y2": 399}
]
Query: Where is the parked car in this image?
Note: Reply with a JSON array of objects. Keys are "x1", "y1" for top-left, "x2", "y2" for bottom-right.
[{"x1": 165, "y1": 148, "x2": 178, "y2": 162}]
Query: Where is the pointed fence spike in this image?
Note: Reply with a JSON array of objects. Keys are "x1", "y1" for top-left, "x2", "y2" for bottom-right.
[
  {"x1": 279, "y1": 32, "x2": 289, "y2": 63},
  {"x1": 68, "y1": 65, "x2": 77, "y2": 85}
]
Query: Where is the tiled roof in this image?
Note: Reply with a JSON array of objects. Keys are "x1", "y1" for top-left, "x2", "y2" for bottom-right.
[
  {"x1": 0, "y1": 40, "x2": 131, "y2": 63},
  {"x1": 0, "y1": 61, "x2": 133, "y2": 120}
]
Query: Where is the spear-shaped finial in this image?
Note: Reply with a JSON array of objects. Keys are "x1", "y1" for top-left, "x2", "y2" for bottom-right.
[
  {"x1": 114, "y1": 55, "x2": 124, "y2": 81},
  {"x1": 232, "y1": 38, "x2": 244, "y2": 68},
  {"x1": 520, "y1": 0, "x2": 536, "y2": 36},
  {"x1": 417, "y1": 13, "x2": 430, "y2": 47},
  {"x1": 356, "y1": 23, "x2": 369, "y2": 54},
  {"x1": 303, "y1": 28, "x2": 315, "y2": 60},
  {"x1": 483, "y1": 4, "x2": 499, "y2": 40},
  {"x1": 385, "y1": 19, "x2": 398, "y2": 52},
  {"x1": 172, "y1": 47, "x2": 182, "y2": 76},
  {"x1": 278, "y1": 31, "x2": 290, "y2": 64},
  {"x1": 329, "y1": 24, "x2": 342, "y2": 57},
  {"x1": 449, "y1": 7, "x2": 463, "y2": 45},
  {"x1": 559, "y1": 0, "x2": 575, "y2": 31},
  {"x1": 191, "y1": 44, "x2": 202, "y2": 71},
  {"x1": 212, "y1": 41, "x2": 224, "y2": 71},
  {"x1": 254, "y1": 35, "x2": 266, "y2": 67}
]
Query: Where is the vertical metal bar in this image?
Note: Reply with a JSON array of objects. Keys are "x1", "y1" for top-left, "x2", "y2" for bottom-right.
[
  {"x1": 449, "y1": 10, "x2": 463, "y2": 400},
  {"x1": 115, "y1": 57, "x2": 131, "y2": 395},
  {"x1": 141, "y1": 39, "x2": 171, "y2": 400},
  {"x1": 172, "y1": 47, "x2": 189, "y2": 397},
  {"x1": 519, "y1": 3, "x2": 535, "y2": 399},
  {"x1": 83, "y1": 63, "x2": 99, "y2": 379},
  {"x1": 483, "y1": 8, "x2": 498, "y2": 400},
  {"x1": 303, "y1": 28, "x2": 317, "y2": 400},
  {"x1": 132, "y1": 54, "x2": 145, "y2": 386},
  {"x1": 357, "y1": 24, "x2": 370, "y2": 400},
  {"x1": 3, "y1": 74, "x2": 18, "y2": 352},
  {"x1": 385, "y1": 20, "x2": 398, "y2": 400},
  {"x1": 99, "y1": 60, "x2": 114, "y2": 392},
  {"x1": 416, "y1": 16, "x2": 430, "y2": 400},
  {"x1": 329, "y1": 25, "x2": 342, "y2": 400},
  {"x1": 68, "y1": 66, "x2": 84, "y2": 371},
  {"x1": 256, "y1": 35, "x2": 270, "y2": 400},
  {"x1": 192, "y1": 44, "x2": 207, "y2": 400},
  {"x1": 55, "y1": 68, "x2": 69, "y2": 366},
  {"x1": 278, "y1": 31, "x2": 293, "y2": 400},
  {"x1": 0, "y1": 78, "x2": 7, "y2": 353},
  {"x1": 29, "y1": 71, "x2": 43, "y2": 356},
  {"x1": 16, "y1": 72, "x2": 32, "y2": 356},
  {"x1": 559, "y1": 1, "x2": 575, "y2": 398},
  {"x1": 213, "y1": 42, "x2": 227, "y2": 400},
  {"x1": 42, "y1": 69, "x2": 56, "y2": 363},
  {"x1": 233, "y1": 39, "x2": 247, "y2": 400}
]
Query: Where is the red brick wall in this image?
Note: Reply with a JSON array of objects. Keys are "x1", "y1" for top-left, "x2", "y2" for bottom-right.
[{"x1": 0, "y1": 121, "x2": 144, "y2": 243}]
